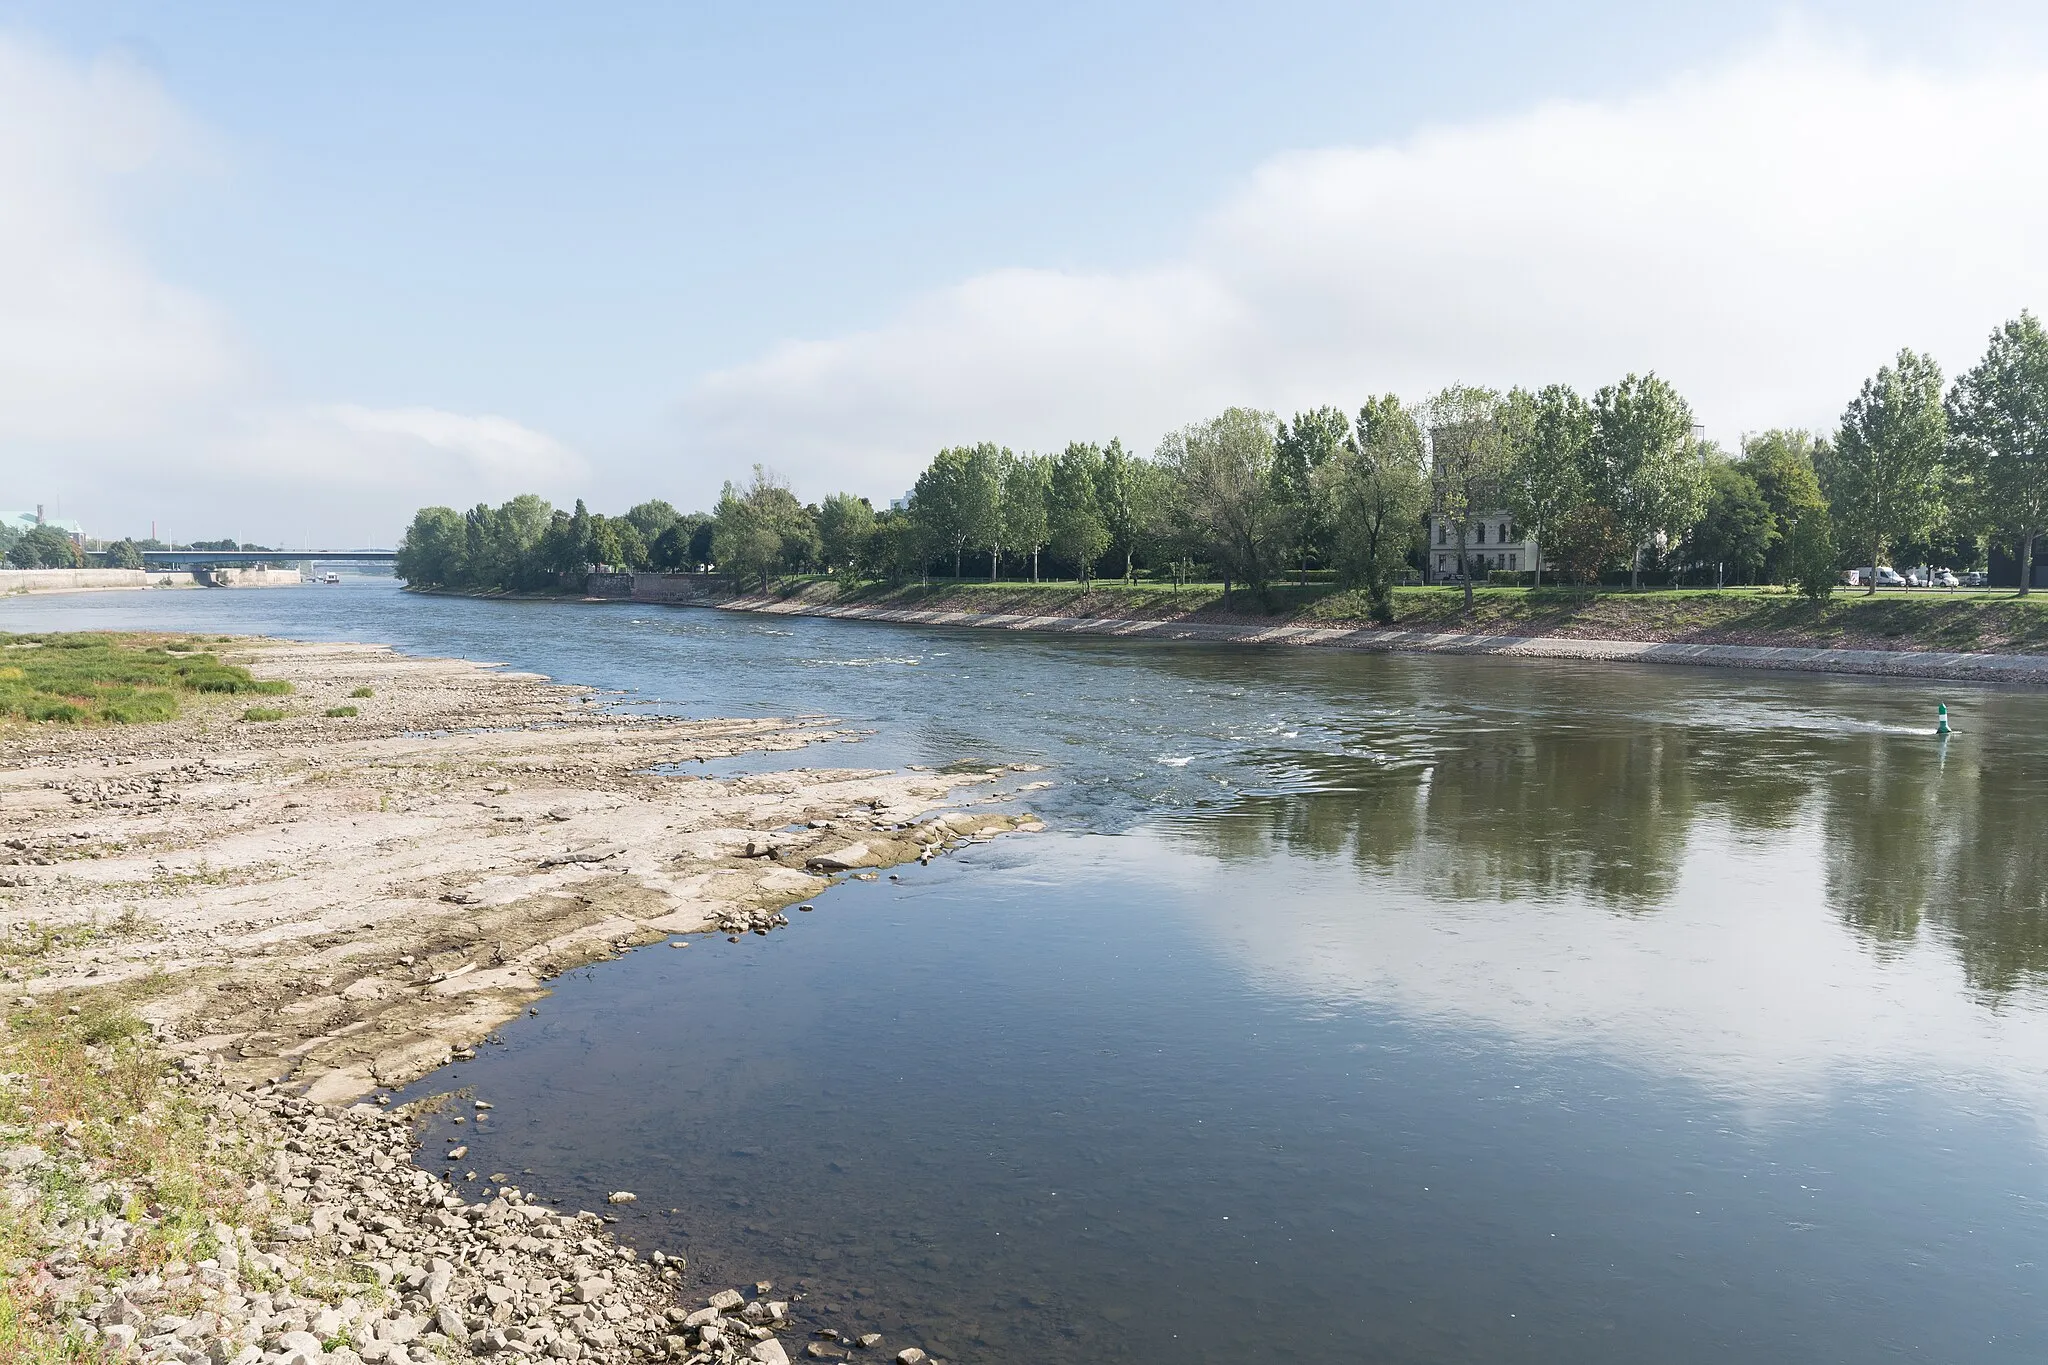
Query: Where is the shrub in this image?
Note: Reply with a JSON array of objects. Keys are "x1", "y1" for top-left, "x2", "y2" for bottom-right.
[
  {"x1": 324, "y1": 705, "x2": 358, "y2": 718},
  {"x1": 349, "y1": 686, "x2": 374, "y2": 698},
  {"x1": 241, "y1": 707, "x2": 285, "y2": 722}
]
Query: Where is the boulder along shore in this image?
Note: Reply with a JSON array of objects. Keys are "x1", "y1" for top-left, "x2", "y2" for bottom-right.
[{"x1": 3, "y1": 637, "x2": 1039, "y2": 1365}]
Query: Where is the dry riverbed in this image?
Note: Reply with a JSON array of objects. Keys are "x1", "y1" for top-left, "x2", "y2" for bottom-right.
[{"x1": 2, "y1": 637, "x2": 1040, "y2": 1365}]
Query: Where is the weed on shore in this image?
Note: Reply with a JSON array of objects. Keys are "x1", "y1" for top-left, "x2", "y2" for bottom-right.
[{"x1": 0, "y1": 634, "x2": 290, "y2": 726}]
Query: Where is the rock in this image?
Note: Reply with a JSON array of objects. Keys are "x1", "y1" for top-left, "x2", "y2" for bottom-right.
[
  {"x1": 105, "y1": 1295, "x2": 148, "y2": 1328},
  {"x1": 752, "y1": 1341, "x2": 792, "y2": 1365},
  {"x1": 0, "y1": 1142, "x2": 45, "y2": 1174},
  {"x1": 422, "y1": 1268, "x2": 454, "y2": 1305},
  {"x1": 436, "y1": 1307, "x2": 465, "y2": 1339},
  {"x1": 102, "y1": 1324, "x2": 138, "y2": 1352},
  {"x1": 684, "y1": 1307, "x2": 721, "y2": 1328},
  {"x1": 278, "y1": 1329, "x2": 326, "y2": 1365},
  {"x1": 895, "y1": 1351, "x2": 926, "y2": 1365},
  {"x1": 708, "y1": 1289, "x2": 745, "y2": 1313},
  {"x1": 605, "y1": 1191, "x2": 636, "y2": 1204},
  {"x1": 445, "y1": 1146, "x2": 468, "y2": 1161},
  {"x1": 856, "y1": 1336, "x2": 883, "y2": 1349}
]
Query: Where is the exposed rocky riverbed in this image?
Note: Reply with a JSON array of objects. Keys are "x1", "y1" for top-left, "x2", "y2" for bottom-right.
[{"x1": 2, "y1": 636, "x2": 1038, "y2": 1364}]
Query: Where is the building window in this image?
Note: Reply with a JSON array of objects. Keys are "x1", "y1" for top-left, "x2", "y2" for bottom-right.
[
  {"x1": 1500, "y1": 522, "x2": 1510, "y2": 542},
  {"x1": 1475, "y1": 522, "x2": 1486, "y2": 545},
  {"x1": 1437, "y1": 555, "x2": 1446, "y2": 572},
  {"x1": 1437, "y1": 523, "x2": 1446, "y2": 546},
  {"x1": 1509, "y1": 554, "x2": 1517, "y2": 571}
]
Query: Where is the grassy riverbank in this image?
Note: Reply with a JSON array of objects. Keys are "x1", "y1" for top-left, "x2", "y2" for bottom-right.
[{"x1": 749, "y1": 578, "x2": 2048, "y2": 655}]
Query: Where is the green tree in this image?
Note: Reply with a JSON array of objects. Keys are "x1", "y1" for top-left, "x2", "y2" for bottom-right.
[
  {"x1": 1687, "y1": 461, "x2": 1774, "y2": 584},
  {"x1": 912, "y1": 447, "x2": 974, "y2": 578},
  {"x1": 1095, "y1": 438, "x2": 1145, "y2": 581},
  {"x1": 1828, "y1": 349, "x2": 1947, "y2": 594},
  {"x1": 1785, "y1": 503, "x2": 1839, "y2": 600},
  {"x1": 1048, "y1": 442, "x2": 1109, "y2": 583},
  {"x1": 102, "y1": 538, "x2": 145, "y2": 570},
  {"x1": 1325, "y1": 395, "x2": 1427, "y2": 620},
  {"x1": 1947, "y1": 312, "x2": 2048, "y2": 596},
  {"x1": 1004, "y1": 454, "x2": 1052, "y2": 582},
  {"x1": 817, "y1": 493, "x2": 878, "y2": 575},
  {"x1": 1586, "y1": 373, "x2": 1705, "y2": 588},
  {"x1": 1501, "y1": 384, "x2": 1591, "y2": 589},
  {"x1": 394, "y1": 506, "x2": 467, "y2": 587},
  {"x1": 649, "y1": 513, "x2": 710, "y2": 570},
  {"x1": 1423, "y1": 385, "x2": 1508, "y2": 611},
  {"x1": 963, "y1": 443, "x2": 1011, "y2": 579},
  {"x1": 8, "y1": 524, "x2": 82, "y2": 569},
  {"x1": 712, "y1": 467, "x2": 808, "y2": 590},
  {"x1": 1741, "y1": 431, "x2": 1826, "y2": 583},
  {"x1": 1156, "y1": 407, "x2": 1283, "y2": 603},
  {"x1": 624, "y1": 500, "x2": 680, "y2": 547},
  {"x1": 1273, "y1": 407, "x2": 1349, "y2": 585}
]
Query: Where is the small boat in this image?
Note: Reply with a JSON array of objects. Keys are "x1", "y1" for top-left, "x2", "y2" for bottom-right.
[{"x1": 322, "y1": 572, "x2": 341, "y2": 584}]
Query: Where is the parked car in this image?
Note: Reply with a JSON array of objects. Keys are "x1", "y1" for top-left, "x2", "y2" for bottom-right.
[
  {"x1": 1931, "y1": 569, "x2": 1959, "y2": 588},
  {"x1": 1963, "y1": 569, "x2": 1988, "y2": 587}
]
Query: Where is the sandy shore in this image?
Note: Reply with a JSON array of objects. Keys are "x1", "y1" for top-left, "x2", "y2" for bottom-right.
[
  {"x1": 711, "y1": 595, "x2": 2048, "y2": 684},
  {"x1": 1, "y1": 637, "x2": 1040, "y2": 1104}
]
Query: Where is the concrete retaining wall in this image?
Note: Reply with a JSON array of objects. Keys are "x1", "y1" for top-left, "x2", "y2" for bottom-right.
[
  {"x1": 0, "y1": 568, "x2": 197, "y2": 595},
  {"x1": 192, "y1": 567, "x2": 303, "y2": 588},
  {"x1": 583, "y1": 572, "x2": 736, "y2": 603}
]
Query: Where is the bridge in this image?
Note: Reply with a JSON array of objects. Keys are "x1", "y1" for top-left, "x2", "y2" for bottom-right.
[{"x1": 142, "y1": 548, "x2": 397, "y2": 568}]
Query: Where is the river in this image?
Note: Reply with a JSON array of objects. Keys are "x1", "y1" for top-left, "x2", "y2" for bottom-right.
[{"x1": 9, "y1": 577, "x2": 2048, "y2": 1362}]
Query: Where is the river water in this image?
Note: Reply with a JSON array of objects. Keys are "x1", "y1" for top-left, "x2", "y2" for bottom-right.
[{"x1": 10, "y1": 578, "x2": 2048, "y2": 1362}]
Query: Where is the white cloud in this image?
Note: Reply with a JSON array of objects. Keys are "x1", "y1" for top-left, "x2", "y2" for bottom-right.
[
  {"x1": 0, "y1": 32, "x2": 580, "y2": 542},
  {"x1": 682, "y1": 33, "x2": 2048, "y2": 500},
  {"x1": 0, "y1": 37, "x2": 240, "y2": 444}
]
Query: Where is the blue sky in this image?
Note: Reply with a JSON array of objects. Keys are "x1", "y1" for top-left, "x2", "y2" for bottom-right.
[{"x1": 5, "y1": 2, "x2": 2048, "y2": 543}]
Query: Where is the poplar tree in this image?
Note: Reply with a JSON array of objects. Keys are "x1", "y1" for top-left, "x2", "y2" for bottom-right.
[
  {"x1": 1500, "y1": 384, "x2": 1591, "y2": 588},
  {"x1": 1947, "y1": 312, "x2": 2048, "y2": 595},
  {"x1": 1830, "y1": 350, "x2": 1946, "y2": 594},
  {"x1": 1586, "y1": 373, "x2": 1705, "y2": 589}
]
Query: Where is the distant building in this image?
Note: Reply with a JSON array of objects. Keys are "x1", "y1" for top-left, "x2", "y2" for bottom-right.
[
  {"x1": 1424, "y1": 510, "x2": 1540, "y2": 583},
  {"x1": 2, "y1": 506, "x2": 84, "y2": 544}
]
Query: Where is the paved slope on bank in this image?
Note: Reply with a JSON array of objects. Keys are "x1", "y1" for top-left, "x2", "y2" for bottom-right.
[{"x1": 712, "y1": 589, "x2": 2048, "y2": 684}]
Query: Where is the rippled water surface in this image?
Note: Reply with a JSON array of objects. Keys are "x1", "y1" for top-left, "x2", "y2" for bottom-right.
[{"x1": 12, "y1": 579, "x2": 2048, "y2": 1362}]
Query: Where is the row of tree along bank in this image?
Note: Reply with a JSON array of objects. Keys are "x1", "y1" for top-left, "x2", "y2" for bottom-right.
[{"x1": 397, "y1": 312, "x2": 2048, "y2": 615}]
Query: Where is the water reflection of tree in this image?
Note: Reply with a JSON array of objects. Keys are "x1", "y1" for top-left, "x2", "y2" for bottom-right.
[
  {"x1": 1822, "y1": 702, "x2": 2048, "y2": 999},
  {"x1": 1182, "y1": 689, "x2": 2048, "y2": 1000},
  {"x1": 1194, "y1": 724, "x2": 1717, "y2": 909}
]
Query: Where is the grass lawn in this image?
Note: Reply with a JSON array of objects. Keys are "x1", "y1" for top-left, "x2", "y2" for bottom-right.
[
  {"x1": 766, "y1": 578, "x2": 2048, "y2": 653},
  {"x1": 0, "y1": 632, "x2": 290, "y2": 725}
]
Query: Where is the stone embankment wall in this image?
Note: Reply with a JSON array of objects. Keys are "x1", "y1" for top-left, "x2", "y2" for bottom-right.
[
  {"x1": 193, "y1": 567, "x2": 304, "y2": 588},
  {"x1": 584, "y1": 572, "x2": 736, "y2": 604},
  {"x1": 0, "y1": 567, "x2": 197, "y2": 594}
]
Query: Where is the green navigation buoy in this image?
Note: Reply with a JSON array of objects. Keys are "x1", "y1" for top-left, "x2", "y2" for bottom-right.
[{"x1": 1936, "y1": 702, "x2": 1951, "y2": 736}]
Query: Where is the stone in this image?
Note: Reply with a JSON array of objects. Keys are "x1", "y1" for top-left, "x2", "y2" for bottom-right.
[
  {"x1": 751, "y1": 1341, "x2": 792, "y2": 1365},
  {"x1": 436, "y1": 1307, "x2": 465, "y2": 1339},
  {"x1": 707, "y1": 1290, "x2": 745, "y2": 1313},
  {"x1": 277, "y1": 1330, "x2": 325, "y2": 1365},
  {"x1": 857, "y1": 1336, "x2": 883, "y2": 1349},
  {"x1": 683, "y1": 1307, "x2": 720, "y2": 1328},
  {"x1": 422, "y1": 1268, "x2": 454, "y2": 1306},
  {"x1": 605, "y1": 1191, "x2": 635, "y2": 1205},
  {"x1": 102, "y1": 1323, "x2": 138, "y2": 1352},
  {"x1": 895, "y1": 1351, "x2": 926, "y2": 1365}
]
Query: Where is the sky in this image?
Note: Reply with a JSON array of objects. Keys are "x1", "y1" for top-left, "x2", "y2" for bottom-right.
[{"x1": 5, "y1": 2, "x2": 2048, "y2": 547}]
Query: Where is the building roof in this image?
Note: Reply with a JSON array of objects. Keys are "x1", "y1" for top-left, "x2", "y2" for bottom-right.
[{"x1": 1, "y1": 510, "x2": 85, "y2": 535}]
